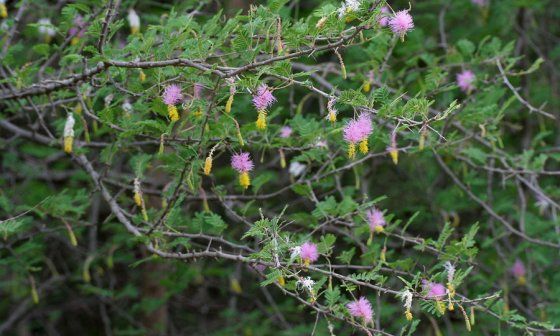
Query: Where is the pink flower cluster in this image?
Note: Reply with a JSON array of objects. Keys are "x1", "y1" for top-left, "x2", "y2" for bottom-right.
[
  {"x1": 252, "y1": 84, "x2": 276, "y2": 111},
  {"x1": 343, "y1": 114, "x2": 372, "y2": 144},
  {"x1": 378, "y1": 6, "x2": 390, "y2": 27},
  {"x1": 162, "y1": 84, "x2": 183, "y2": 105},
  {"x1": 389, "y1": 10, "x2": 414, "y2": 38},
  {"x1": 300, "y1": 242, "x2": 319, "y2": 263},
  {"x1": 456, "y1": 70, "x2": 476, "y2": 93},
  {"x1": 69, "y1": 15, "x2": 86, "y2": 38},
  {"x1": 280, "y1": 126, "x2": 292, "y2": 138},
  {"x1": 231, "y1": 152, "x2": 254, "y2": 173},
  {"x1": 347, "y1": 297, "x2": 373, "y2": 322},
  {"x1": 422, "y1": 280, "x2": 446, "y2": 299},
  {"x1": 366, "y1": 208, "x2": 386, "y2": 232},
  {"x1": 511, "y1": 259, "x2": 526, "y2": 278}
]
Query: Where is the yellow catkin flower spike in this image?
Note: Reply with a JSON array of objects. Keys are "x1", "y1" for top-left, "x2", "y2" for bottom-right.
[
  {"x1": 278, "y1": 276, "x2": 285, "y2": 287},
  {"x1": 279, "y1": 149, "x2": 286, "y2": 169},
  {"x1": 436, "y1": 300, "x2": 447, "y2": 315},
  {"x1": 359, "y1": 139, "x2": 368, "y2": 154},
  {"x1": 347, "y1": 142, "x2": 356, "y2": 159},
  {"x1": 167, "y1": 104, "x2": 179, "y2": 122},
  {"x1": 256, "y1": 110, "x2": 267, "y2": 130},
  {"x1": 328, "y1": 110, "x2": 337, "y2": 123},
  {"x1": 363, "y1": 80, "x2": 371, "y2": 93},
  {"x1": 0, "y1": 4, "x2": 7, "y2": 18},
  {"x1": 518, "y1": 276, "x2": 526, "y2": 285},
  {"x1": 31, "y1": 285, "x2": 39, "y2": 304},
  {"x1": 204, "y1": 156, "x2": 213, "y2": 175},
  {"x1": 63, "y1": 113, "x2": 75, "y2": 154},
  {"x1": 374, "y1": 225, "x2": 384, "y2": 233},
  {"x1": 159, "y1": 134, "x2": 165, "y2": 155},
  {"x1": 71, "y1": 37, "x2": 79, "y2": 45},
  {"x1": 304, "y1": 259, "x2": 310, "y2": 267},
  {"x1": 316, "y1": 17, "x2": 327, "y2": 29},
  {"x1": 133, "y1": 192, "x2": 142, "y2": 207},
  {"x1": 74, "y1": 102, "x2": 82, "y2": 114},
  {"x1": 405, "y1": 309, "x2": 413, "y2": 321},
  {"x1": 239, "y1": 172, "x2": 250, "y2": 189},
  {"x1": 225, "y1": 94, "x2": 234, "y2": 113},
  {"x1": 236, "y1": 128, "x2": 245, "y2": 147},
  {"x1": 139, "y1": 69, "x2": 146, "y2": 82},
  {"x1": 390, "y1": 148, "x2": 399, "y2": 165},
  {"x1": 64, "y1": 137, "x2": 73, "y2": 154},
  {"x1": 230, "y1": 278, "x2": 243, "y2": 294},
  {"x1": 141, "y1": 208, "x2": 148, "y2": 221},
  {"x1": 419, "y1": 127, "x2": 427, "y2": 150},
  {"x1": 67, "y1": 227, "x2": 78, "y2": 247}
]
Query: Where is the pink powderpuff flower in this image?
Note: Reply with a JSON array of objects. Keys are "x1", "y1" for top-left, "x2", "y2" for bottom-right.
[
  {"x1": 347, "y1": 297, "x2": 373, "y2": 322},
  {"x1": 511, "y1": 259, "x2": 526, "y2": 278},
  {"x1": 231, "y1": 152, "x2": 254, "y2": 173},
  {"x1": 356, "y1": 114, "x2": 373, "y2": 138},
  {"x1": 389, "y1": 10, "x2": 414, "y2": 39},
  {"x1": 366, "y1": 208, "x2": 386, "y2": 232},
  {"x1": 343, "y1": 119, "x2": 365, "y2": 144},
  {"x1": 300, "y1": 242, "x2": 319, "y2": 264},
  {"x1": 378, "y1": 6, "x2": 390, "y2": 27},
  {"x1": 422, "y1": 280, "x2": 447, "y2": 299},
  {"x1": 252, "y1": 84, "x2": 276, "y2": 111},
  {"x1": 69, "y1": 15, "x2": 86, "y2": 38},
  {"x1": 280, "y1": 126, "x2": 292, "y2": 138},
  {"x1": 162, "y1": 84, "x2": 183, "y2": 105},
  {"x1": 456, "y1": 70, "x2": 476, "y2": 93}
]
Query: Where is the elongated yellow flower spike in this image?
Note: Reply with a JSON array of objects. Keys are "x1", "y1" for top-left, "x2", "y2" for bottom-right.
[
  {"x1": 327, "y1": 98, "x2": 337, "y2": 123},
  {"x1": 133, "y1": 178, "x2": 148, "y2": 221},
  {"x1": 359, "y1": 139, "x2": 368, "y2": 154},
  {"x1": 167, "y1": 104, "x2": 179, "y2": 122},
  {"x1": 328, "y1": 110, "x2": 337, "y2": 123},
  {"x1": 225, "y1": 94, "x2": 234, "y2": 113},
  {"x1": 225, "y1": 78, "x2": 236, "y2": 113},
  {"x1": 419, "y1": 127, "x2": 427, "y2": 150},
  {"x1": 63, "y1": 113, "x2": 75, "y2": 154},
  {"x1": 363, "y1": 80, "x2": 371, "y2": 93},
  {"x1": 278, "y1": 276, "x2": 285, "y2": 287},
  {"x1": 239, "y1": 172, "x2": 250, "y2": 189},
  {"x1": 256, "y1": 110, "x2": 267, "y2": 130},
  {"x1": 348, "y1": 142, "x2": 356, "y2": 159},
  {"x1": 0, "y1": 3, "x2": 7, "y2": 18},
  {"x1": 139, "y1": 69, "x2": 146, "y2": 82},
  {"x1": 204, "y1": 156, "x2": 213, "y2": 176},
  {"x1": 279, "y1": 149, "x2": 286, "y2": 169}
]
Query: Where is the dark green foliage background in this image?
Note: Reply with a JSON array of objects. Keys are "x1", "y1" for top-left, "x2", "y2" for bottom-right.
[{"x1": 1, "y1": 0, "x2": 560, "y2": 335}]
